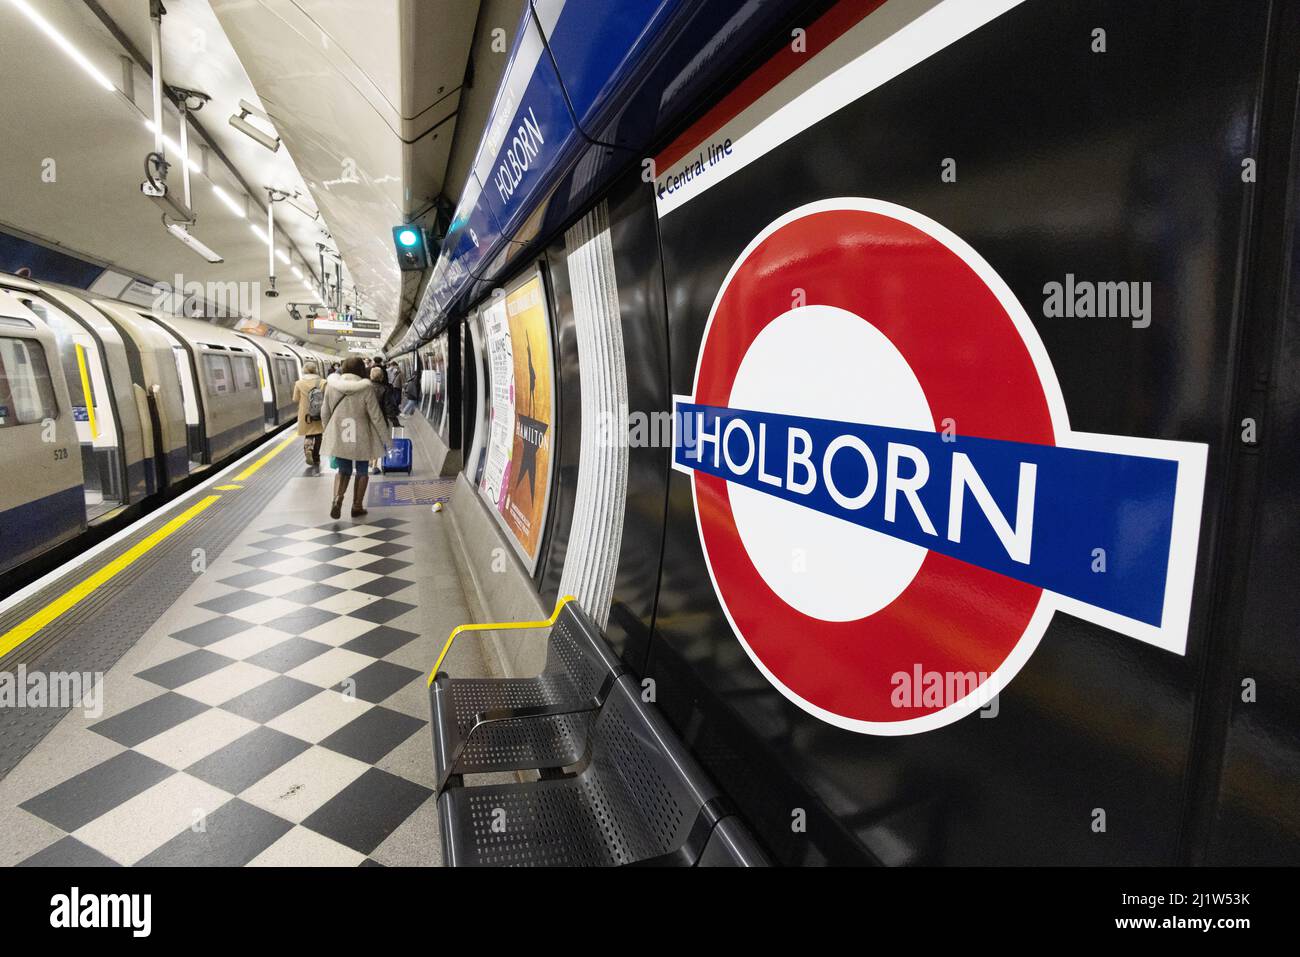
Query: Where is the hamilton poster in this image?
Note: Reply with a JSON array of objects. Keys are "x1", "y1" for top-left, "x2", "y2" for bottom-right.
[{"x1": 477, "y1": 271, "x2": 554, "y2": 566}]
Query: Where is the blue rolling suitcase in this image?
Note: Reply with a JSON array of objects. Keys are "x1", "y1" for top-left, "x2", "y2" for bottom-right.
[{"x1": 382, "y1": 437, "x2": 413, "y2": 474}]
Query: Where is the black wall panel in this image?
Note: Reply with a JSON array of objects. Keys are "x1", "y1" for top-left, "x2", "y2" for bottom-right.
[
  {"x1": 460, "y1": 317, "x2": 479, "y2": 478},
  {"x1": 643, "y1": 0, "x2": 1275, "y2": 865},
  {"x1": 538, "y1": 245, "x2": 582, "y2": 599},
  {"x1": 604, "y1": 171, "x2": 673, "y2": 671},
  {"x1": 1201, "y1": 10, "x2": 1300, "y2": 862}
]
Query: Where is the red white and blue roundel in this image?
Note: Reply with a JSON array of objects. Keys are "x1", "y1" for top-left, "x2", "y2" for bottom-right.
[{"x1": 671, "y1": 198, "x2": 1208, "y2": 735}]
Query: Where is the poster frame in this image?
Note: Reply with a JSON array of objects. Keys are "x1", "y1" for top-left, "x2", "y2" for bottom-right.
[{"x1": 473, "y1": 263, "x2": 559, "y2": 574}]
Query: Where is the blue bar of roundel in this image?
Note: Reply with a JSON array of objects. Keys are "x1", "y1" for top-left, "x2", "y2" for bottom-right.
[{"x1": 674, "y1": 403, "x2": 1178, "y2": 626}]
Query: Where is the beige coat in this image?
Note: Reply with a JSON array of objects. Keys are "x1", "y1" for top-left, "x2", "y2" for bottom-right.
[
  {"x1": 292, "y1": 374, "x2": 324, "y2": 436},
  {"x1": 320, "y1": 373, "x2": 391, "y2": 462}
]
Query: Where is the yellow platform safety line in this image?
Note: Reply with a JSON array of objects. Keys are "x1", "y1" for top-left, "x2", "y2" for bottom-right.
[
  {"x1": 0, "y1": 495, "x2": 221, "y2": 660},
  {"x1": 215, "y1": 484, "x2": 243, "y2": 491},
  {"x1": 427, "y1": 594, "x2": 577, "y2": 687},
  {"x1": 233, "y1": 434, "x2": 296, "y2": 481},
  {"x1": 74, "y1": 343, "x2": 98, "y2": 439}
]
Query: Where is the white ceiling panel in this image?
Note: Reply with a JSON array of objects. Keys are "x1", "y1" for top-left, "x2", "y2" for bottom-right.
[{"x1": 210, "y1": 0, "x2": 480, "y2": 332}]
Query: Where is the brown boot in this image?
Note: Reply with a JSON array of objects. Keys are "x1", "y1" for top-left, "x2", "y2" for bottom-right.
[
  {"x1": 331, "y1": 473, "x2": 349, "y2": 520},
  {"x1": 351, "y1": 475, "x2": 369, "y2": 518}
]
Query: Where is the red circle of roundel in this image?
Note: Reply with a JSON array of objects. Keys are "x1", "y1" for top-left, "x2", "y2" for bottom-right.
[{"x1": 693, "y1": 205, "x2": 1055, "y2": 726}]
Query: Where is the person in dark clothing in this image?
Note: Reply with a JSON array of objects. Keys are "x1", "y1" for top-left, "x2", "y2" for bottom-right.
[
  {"x1": 369, "y1": 364, "x2": 389, "y2": 412},
  {"x1": 400, "y1": 374, "x2": 419, "y2": 417},
  {"x1": 370, "y1": 365, "x2": 401, "y2": 427}
]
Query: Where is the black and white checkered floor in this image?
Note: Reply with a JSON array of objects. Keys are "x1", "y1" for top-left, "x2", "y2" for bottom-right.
[{"x1": 0, "y1": 460, "x2": 485, "y2": 867}]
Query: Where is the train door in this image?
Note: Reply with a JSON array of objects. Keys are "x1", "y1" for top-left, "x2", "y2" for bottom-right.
[
  {"x1": 91, "y1": 300, "x2": 190, "y2": 490},
  {"x1": 146, "y1": 324, "x2": 204, "y2": 469},
  {"x1": 15, "y1": 284, "x2": 146, "y2": 507},
  {"x1": 0, "y1": 291, "x2": 85, "y2": 574},
  {"x1": 16, "y1": 294, "x2": 123, "y2": 520},
  {"x1": 135, "y1": 311, "x2": 208, "y2": 468},
  {"x1": 248, "y1": 343, "x2": 276, "y2": 426},
  {"x1": 273, "y1": 354, "x2": 298, "y2": 422},
  {"x1": 173, "y1": 343, "x2": 202, "y2": 467}
]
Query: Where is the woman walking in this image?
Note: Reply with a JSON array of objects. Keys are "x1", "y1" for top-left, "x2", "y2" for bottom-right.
[
  {"x1": 320, "y1": 357, "x2": 391, "y2": 519},
  {"x1": 292, "y1": 361, "x2": 325, "y2": 467}
]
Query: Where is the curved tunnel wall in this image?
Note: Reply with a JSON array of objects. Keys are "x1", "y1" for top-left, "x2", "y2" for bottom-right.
[{"x1": 439, "y1": 0, "x2": 1300, "y2": 866}]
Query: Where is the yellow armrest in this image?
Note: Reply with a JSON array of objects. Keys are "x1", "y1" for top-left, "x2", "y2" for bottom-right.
[{"x1": 426, "y1": 594, "x2": 577, "y2": 686}]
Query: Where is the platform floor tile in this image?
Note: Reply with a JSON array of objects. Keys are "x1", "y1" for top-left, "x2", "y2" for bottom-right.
[{"x1": 3, "y1": 435, "x2": 479, "y2": 867}]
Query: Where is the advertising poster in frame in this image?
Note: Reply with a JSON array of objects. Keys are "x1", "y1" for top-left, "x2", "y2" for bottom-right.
[{"x1": 476, "y1": 270, "x2": 555, "y2": 568}]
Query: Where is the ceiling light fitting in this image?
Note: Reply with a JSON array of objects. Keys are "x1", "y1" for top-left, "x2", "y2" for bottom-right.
[{"x1": 229, "y1": 99, "x2": 280, "y2": 153}]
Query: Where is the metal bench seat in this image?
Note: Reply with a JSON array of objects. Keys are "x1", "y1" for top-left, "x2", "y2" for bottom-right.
[
  {"x1": 438, "y1": 675, "x2": 768, "y2": 867},
  {"x1": 428, "y1": 597, "x2": 624, "y2": 788},
  {"x1": 435, "y1": 676, "x2": 595, "y2": 774}
]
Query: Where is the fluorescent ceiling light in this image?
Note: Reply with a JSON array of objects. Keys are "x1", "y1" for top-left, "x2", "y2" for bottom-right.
[
  {"x1": 211, "y1": 184, "x2": 245, "y2": 218},
  {"x1": 291, "y1": 266, "x2": 303, "y2": 279},
  {"x1": 10, "y1": 0, "x2": 114, "y2": 92},
  {"x1": 166, "y1": 223, "x2": 223, "y2": 263},
  {"x1": 276, "y1": 249, "x2": 290, "y2": 265},
  {"x1": 229, "y1": 100, "x2": 280, "y2": 153},
  {"x1": 249, "y1": 223, "x2": 269, "y2": 243}
]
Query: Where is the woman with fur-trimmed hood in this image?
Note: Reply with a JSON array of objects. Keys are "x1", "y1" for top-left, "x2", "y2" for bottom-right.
[{"x1": 320, "y1": 356, "x2": 391, "y2": 519}]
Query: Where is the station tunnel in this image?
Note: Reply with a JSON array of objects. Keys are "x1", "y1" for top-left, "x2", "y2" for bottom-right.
[{"x1": 0, "y1": 0, "x2": 1298, "y2": 892}]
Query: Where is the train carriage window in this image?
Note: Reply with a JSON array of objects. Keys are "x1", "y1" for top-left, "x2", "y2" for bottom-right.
[
  {"x1": 203, "y1": 353, "x2": 233, "y2": 395},
  {"x1": 232, "y1": 355, "x2": 257, "y2": 391},
  {"x1": 0, "y1": 336, "x2": 58, "y2": 428},
  {"x1": 20, "y1": 299, "x2": 86, "y2": 412}
]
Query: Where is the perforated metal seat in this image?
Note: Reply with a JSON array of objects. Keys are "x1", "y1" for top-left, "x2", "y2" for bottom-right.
[
  {"x1": 429, "y1": 601, "x2": 624, "y2": 786},
  {"x1": 438, "y1": 676, "x2": 768, "y2": 867}
]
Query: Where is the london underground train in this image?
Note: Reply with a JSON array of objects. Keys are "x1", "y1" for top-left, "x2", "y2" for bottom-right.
[
  {"x1": 393, "y1": 0, "x2": 1300, "y2": 865},
  {"x1": 0, "y1": 272, "x2": 340, "y2": 578}
]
